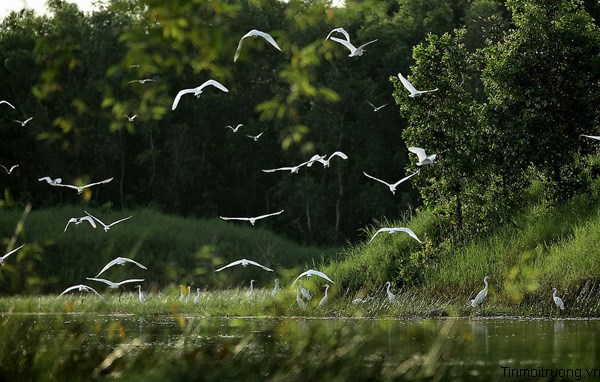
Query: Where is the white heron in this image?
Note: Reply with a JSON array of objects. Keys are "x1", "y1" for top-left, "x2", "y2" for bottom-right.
[
  {"x1": 307, "y1": 152, "x2": 348, "y2": 168},
  {"x1": 56, "y1": 178, "x2": 113, "y2": 194},
  {"x1": 86, "y1": 277, "x2": 145, "y2": 289},
  {"x1": 219, "y1": 210, "x2": 284, "y2": 226},
  {"x1": 296, "y1": 288, "x2": 306, "y2": 308},
  {"x1": 262, "y1": 155, "x2": 326, "y2": 174},
  {"x1": 136, "y1": 285, "x2": 146, "y2": 304},
  {"x1": 171, "y1": 79, "x2": 229, "y2": 110},
  {"x1": 271, "y1": 279, "x2": 280, "y2": 297},
  {"x1": 185, "y1": 286, "x2": 191, "y2": 303},
  {"x1": 64, "y1": 215, "x2": 97, "y2": 232},
  {"x1": 552, "y1": 288, "x2": 565, "y2": 310},
  {"x1": 247, "y1": 280, "x2": 257, "y2": 300},
  {"x1": 293, "y1": 269, "x2": 335, "y2": 285},
  {"x1": 363, "y1": 170, "x2": 419, "y2": 195},
  {"x1": 245, "y1": 131, "x2": 265, "y2": 141},
  {"x1": 0, "y1": 100, "x2": 15, "y2": 109},
  {"x1": 95, "y1": 256, "x2": 147, "y2": 277},
  {"x1": 470, "y1": 276, "x2": 490, "y2": 307},
  {"x1": 225, "y1": 124, "x2": 244, "y2": 132},
  {"x1": 84, "y1": 211, "x2": 133, "y2": 232},
  {"x1": 234, "y1": 29, "x2": 282, "y2": 62},
  {"x1": 215, "y1": 258, "x2": 274, "y2": 272},
  {"x1": 366, "y1": 100, "x2": 388, "y2": 112},
  {"x1": 408, "y1": 147, "x2": 437, "y2": 166},
  {"x1": 127, "y1": 78, "x2": 155, "y2": 84},
  {"x1": 580, "y1": 134, "x2": 600, "y2": 141},
  {"x1": 397, "y1": 73, "x2": 438, "y2": 98},
  {"x1": 0, "y1": 164, "x2": 18, "y2": 174},
  {"x1": 384, "y1": 281, "x2": 396, "y2": 303},
  {"x1": 59, "y1": 284, "x2": 105, "y2": 301},
  {"x1": 298, "y1": 281, "x2": 312, "y2": 300},
  {"x1": 38, "y1": 177, "x2": 62, "y2": 186},
  {"x1": 194, "y1": 288, "x2": 201, "y2": 304},
  {"x1": 179, "y1": 285, "x2": 186, "y2": 302},
  {"x1": 368, "y1": 227, "x2": 422, "y2": 244},
  {"x1": 327, "y1": 30, "x2": 377, "y2": 57},
  {"x1": 0, "y1": 244, "x2": 25, "y2": 265},
  {"x1": 14, "y1": 117, "x2": 33, "y2": 126},
  {"x1": 124, "y1": 114, "x2": 137, "y2": 122},
  {"x1": 319, "y1": 284, "x2": 330, "y2": 307}
]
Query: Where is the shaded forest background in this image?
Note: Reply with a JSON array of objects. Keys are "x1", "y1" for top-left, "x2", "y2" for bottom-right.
[{"x1": 0, "y1": 0, "x2": 598, "y2": 248}]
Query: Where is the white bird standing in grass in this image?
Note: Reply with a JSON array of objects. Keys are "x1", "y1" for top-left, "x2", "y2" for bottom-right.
[
  {"x1": 95, "y1": 256, "x2": 147, "y2": 277},
  {"x1": 56, "y1": 178, "x2": 113, "y2": 194},
  {"x1": 296, "y1": 288, "x2": 306, "y2": 308},
  {"x1": 319, "y1": 284, "x2": 330, "y2": 307},
  {"x1": 86, "y1": 277, "x2": 145, "y2": 289},
  {"x1": 0, "y1": 244, "x2": 25, "y2": 266},
  {"x1": 0, "y1": 100, "x2": 15, "y2": 109},
  {"x1": 194, "y1": 288, "x2": 201, "y2": 304},
  {"x1": 171, "y1": 80, "x2": 229, "y2": 110},
  {"x1": 366, "y1": 100, "x2": 388, "y2": 112},
  {"x1": 225, "y1": 124, "x2": 244, "y2": 132},
  {"x1": 293, "y1": 269, "x2": 335, "y2": 285},
  {"x1": 85, "y1": 211, "x2": 132, "y2": 232},
  {"x1": 185, "y1": 286, "x2": 191, "y2": 303},
  {"x1": 64, "y1": 216, "x2": 97, "y2": 232},
  {"x1": 471, "y1": 276, "x2": 490, "y2": 307},
  {"x1": 553, "y1": 288, "x2": 565, "y2": 311},
  {"x1": 408, "y1": 147, "x2": 437, "y2": 166},
  {"x1": 368, "y1": 227, "x2": 422, "y2": 244},
  {"x1": 363, "y1": 170, "x2": 419, "y2": 195},
  {"x1": 384, "y1": 281, "x2": 396, "y2": 303},
  {"x1": 247, "y1": 280, "x2": 257, "y2": 300},
  {"x1": 215, "y1": 258, "x2": 274, "y2": 272},
  {"x1": 307, "y1": 152, "x2": 348, "y2": 168},
  {"x1": 298, "y1": 281, "x2": 312, "y2": 300},
  {"x1": 59, "y1": 284, "x2": 105, "y2": 301},
  {"x1": 397, "y1": 73, "x2": 438, "y2": 98},
  {"x1": 137, "y1": 285, "x2": 146, "y2": 304},
  {"x1": 179, "y1": 285, "x2": 186, "y2": 302},
  {"x1": 271, "y1": 279, "x2": 280, "y2": 297},
  {"x1": 0, "y1": 164, "x2": 18, "y2": 174},
  {"x1": 234, "y1": 29, "x2": 282, "y2": 62},
  {"x1": 219, "y1": 210, "x2": 284, "y2": 226},
  {"x1": 580, "y1": 134, "x2": 600, "y2": 141},
  {"x1": 14, "y1": 117, "x2": 33, "y2": 126},
  {"x1": 38, "y1": 176, "x2": 62, "y2": 186}
]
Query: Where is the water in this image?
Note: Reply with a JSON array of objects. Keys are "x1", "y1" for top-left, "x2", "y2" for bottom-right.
[{"x1": 2, "y1": 314, "x2": 600, "y2": 381}]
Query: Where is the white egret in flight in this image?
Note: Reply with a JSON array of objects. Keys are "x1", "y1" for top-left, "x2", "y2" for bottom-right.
[
  {"x1": 408, "y1": 147, "x2": 437, "y2": 166},
  {"x1": 262, "y1": 155, "x2": 326, "y2": 174},
  {"x1": 59, "y1": 284, "x2": 105, "y2": 301},
  {"x1": 225, "y1": 124, "x2": 244, "y2": 132},
  {"x1": 214, "y1": 258, "x2": 273, "y2": 272},
  {"x1": 95, "y1": 256, "x2": 147, "y2": 277},
  {"x1": 363, "y1": 170, "x2": 419, "y2": 194},
  {"x1": 127, "y1": 78, "x2": 155, "y2": 84},
  {"x1": 470, "y1": 276, "x2": 490, "y2": 307},
  {"x1": 307, "y1": 152, "x2": 348, "y2": 168},
  {"x1": 325, "y1": 27, "x2": 351, "y2": 41},
  {"x1": 397, "y1": 73, "x2": 438, "y2": 97},
  {"x1": 368, "y1": 227, "x2": 422, "y2": 244},
  {"x1": 0, "y1": 100, "x2": 15, "y2": 109},
  {"x1": 245, "y1": 131, "x2": 265, "y2": 141},
  {"x1": 366, "y1": 100, "x2": 388, "y2": 112},
  {"x1": 84, "y1": 211, "x2": 132, "y2": 232},
  {"x1": 552, "y1": 288, "x2": 565, "y2": 310},
  {"x1": 329, "y1": 36, "x2": 377, "y2": 57},
  {"x1": 219, "y1": 210, "x2": 284, "y2": 225},
  {"x1": 56, "y1": 178, "x2": 113, "y2": 194},
  {"x1": 293, "y1": 269, "x2": 334, "y2": 284},
  {"x1": 124, "y1": 114, "x2": 137, "y2": 122},
  {"x1": 14, "y1": 117, "x2": 33, "y2": 126},
  {"x1": 64, "y1": 216, "x2": 97, "y2": 232},
  {"x1": 0, "y1": 164, "x2": 18, "y2": 174},
  {"x1": 171, "y1": 80, "x2": 229, "y2": 110},
  {"x1": 0, "y1": 244, "x2": 25, "y2": 265},
  {"x1": 86, "y1": 277, "x2": 145, "y2": 289},
  {"x1": 234, "y1": 29, "x2": 282, "y2": 62},
  {"x1": 38, "y1": 177, "x2": 62, "y2": 186}
]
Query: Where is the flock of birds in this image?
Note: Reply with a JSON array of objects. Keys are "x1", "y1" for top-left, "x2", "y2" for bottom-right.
[{"x1": 0, "y1": 24, "x2": 583, "y2": 313}]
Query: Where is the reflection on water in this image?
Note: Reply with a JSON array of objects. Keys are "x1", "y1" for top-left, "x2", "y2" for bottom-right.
[{"x1": 1, "y1": 315, "x2": 599, "y2": 381}]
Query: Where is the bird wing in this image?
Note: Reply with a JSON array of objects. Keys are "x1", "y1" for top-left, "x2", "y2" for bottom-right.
[
  {"x1": 581, "y1": 134, "x2": 600, "y2": 140},
  {"x1": 366, "y1": 100, "x2": 376, "y2": 109},
  {"x1": 9, "y1": 165, "x2": 18, "y2": 172},
  {"x1": 107, "y1": 215, "x2": 132, "y2": 228},
  {"x1": 251, "y1": 30, "x2": 282, "y2": 52},
  {"x1": 375, "y1": 104, "x2": 388, "y2": 111},
  {"x1": 408, "y1": 147, "x2": 428, "y2": 162},
  {"x1": 64, "y1": 218, "x2": 78, "y2": 232},
  {"x1": 255, "y1": 209, "x2": 284, "y2": 220},
  {"x1": 38, "y1": 177, "x2": 52, "y2": 183},
  {"x1": 59, "y1": 284, "x2": 85, "y2": 296},
  {"x1": 329, "y1": 36, "x2": 357, "y2": 53},
  {"x1": 1, "y1": 244, "x2": 25, "y2": 260},
  {"x1": 245, "y1": 259, "x2": 274, "y2": 272},
  {"x1": 392, "y1": 227, "x2": 422, "y2": 244},
  {"x1": 362, "y1": 171, "x2": 391, "y2": 187},
  {"x1": 0, "y1": 100, "x2": 15, "y2": 109},
  {"x1": 261, "y1": 167, "x2": 292, "y2": 173},
  {"x1": 83, "y1": 178, "x2": 113, "y2": 188},
  {"x1": 356, "y1": 39, "x2": 378, "y2": 50},
  {"x1": 306, "y1": 154, "x2": 327, "y2": 167},
  {"x1": 116, "y1": 278, "x2": 145, "y2": 286},
  {"x1": 24, "y1": 117, "x2": 33, "y2": 124},
  {"x1": 84, "y1": 210, "x2": 107, "y2": 229},
  {"x1": 368, "y1": 228, "x2": 391, "y2": 244},
  {"x1": 79, "y1": 216, "x2": 97, "y2": 228},
  {"x1": 294, "y1": 269, "x2": 335, "y2": 284},
  {"x1": 214, "y1": 259, "x2": 243, "y2": 272},
  {"x1": 95, "y1": 257, "x2": 119, "y2": 277},
  {"x1": 329, "y1": 151, "x2": 348, "y2": 160},
  {"x1": 398, "y1": 73, "x2": 418, "y2": 95},
  {"x1": 325, "y1": 27, "x2": 350, "y2": 41},
  {"x1": 0, "y1": 165, "x2": 7, "y2": 172},
  {"x1": 391, "y1": 170, "x2": 420, "y2": 188},
  {"x1": 86, "y1": 277, "x2": 116, "y2": 287},
  {"x1": 219, "y1": 216, "x2": 250, "y2": 222},
  {"x1": 234, "y1": 32, "x2": 249, "y2": 62},
  {"x1": 171, "y1": 88, "x2": 195, "y2": 110},
  {"x1": 121, "y1": 257, "x2": 147, "y2": 270},
  {"x1": 198, "y1": 79, "x2": 229, "y2": 93}
]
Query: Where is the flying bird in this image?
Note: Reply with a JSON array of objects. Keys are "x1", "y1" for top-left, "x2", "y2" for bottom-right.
[
  {"x1": 225, "y1": 124, "x2": 244, "y2": 132},
  {"x1": 0, "y1": 100, "x2": 15, "y2": 109},
  {"x1": 366, "y1": 100, "x2": 388, "y2": 112},
  {"x1": 397, "y1": 73, "x2": 438, "y2": 97},
  {"x1": 245, "y1": 131, "x2": 265, "y2": 141},
  {"x1": 552, "y1": 287, "x2": 565, "y2": 310},
  {"x1": 0, "y1": 164, "x2": 18, "y2": 174},
  {"x1": 328, "y1": 33, "x2": 378, "y2": 57},
  {"x1": 14, "y1": 117, "x2": 33, "y2": 126},
  {"x1": 56, "y1": 178, "x2": 113, "y2": 194},
  {"x1": 86, "y1": 277, "x2": 145, "y2": 289},
  {"x1": 470, "y1": 276, "x2": 490, "y2": 307},
  {"x1": 38, "y1": 177, "x2": 63, "y2": 186},
  {"x1": 580, "y1": 134, "x2": 600, "y2": 141},
  {"x1": 128, "y1": 78, "x2": 155, "y2": 84},
  {"x1": 124, "y1": 114, "x2": 137, "y2": 122},
  {"x1": 172, "y1": 79, "x2": 229, "y2": 110},
  {"x1": 84, "y1": 211, "x2": 132, "y2": 232},
  {"x1": 59, "y1": 284, "x2": 105, "y2": 300},
  {"x1": 368, "y1": 227, "x2": 422, "y2": 244},
  {"x1": 262, "y1": 155, "x2": 326, "y2": 174},
  {"x1": 64, "y1": 216, "x2": 97, "y2": 232},
  {"x1": 363, "y1": 170, "x2": 419, "y2": 194},
  {"x1": 0, "y1": 244, "x2": 25, "y2": 265},
  {"x1": 214, "y1": 258, "x2": 273, "y2": 272},
  {"x1": 408, "y1": 147, "x2": 437, "y2": 166},
  {"x1": 95, "y1": 256, "x2": 148, "y2": 277},
  {"x1": 325, "y1": 27, "x2": 351, "y2": 41},
  {"x1": 306, "y1": 152, "x2": 347, "y2": 168},
  {"x1": 234, "y1": 29, "x2": 282, "y2": 62},
  {"x1": 219, "y1": 210, "x2": 284, "y2": 225},
  {"x1": 293, "y1": 269, "x2": 334, "y2": 284}
]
